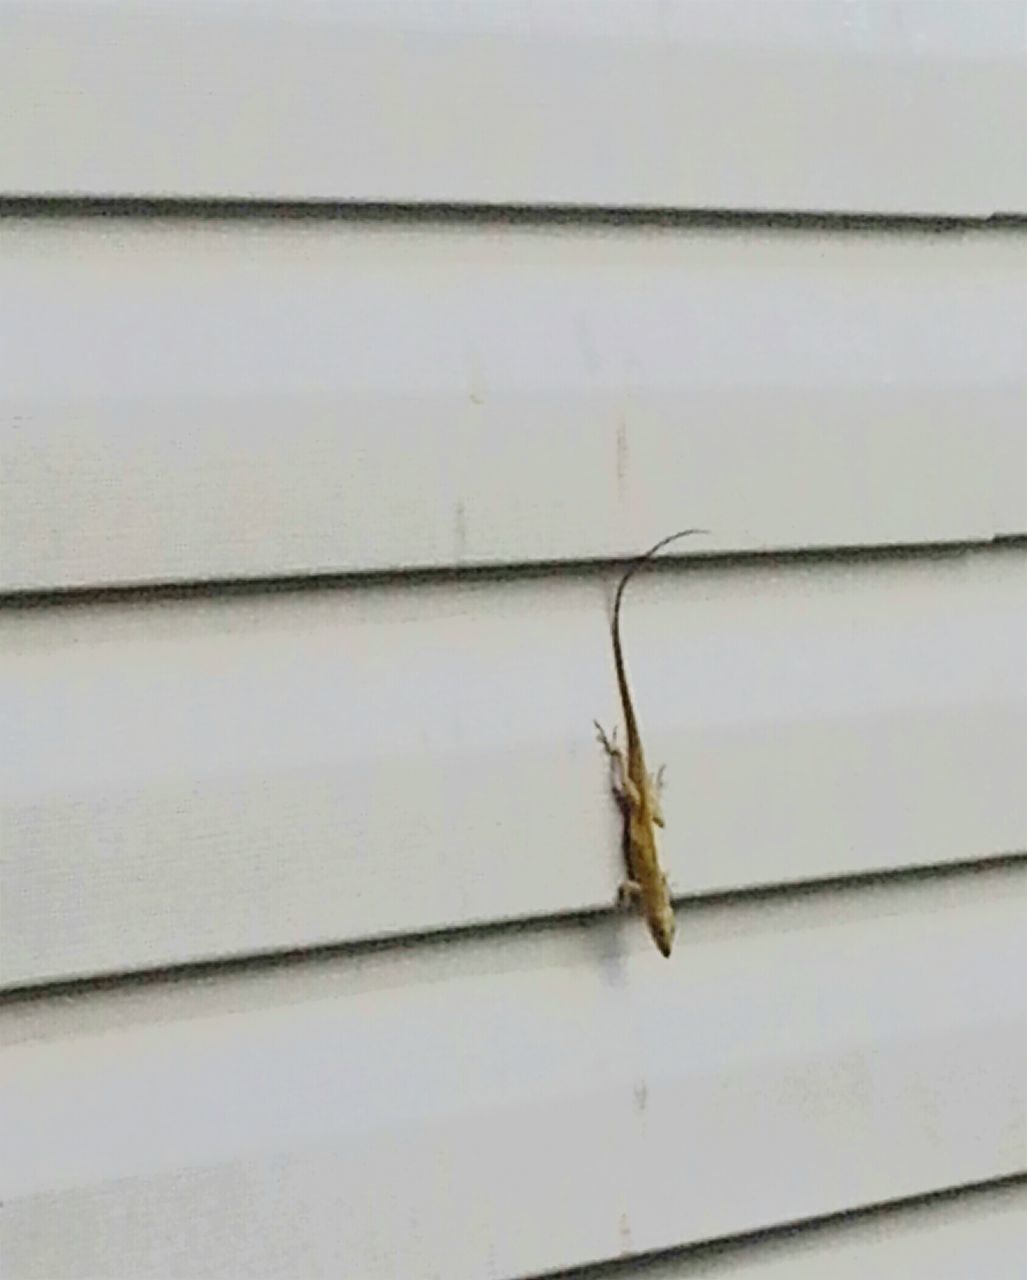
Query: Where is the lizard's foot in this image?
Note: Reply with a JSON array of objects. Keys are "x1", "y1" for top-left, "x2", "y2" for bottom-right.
[
  {"x1": 594, "y1": 720, "x2": 618, "y2": 757},
  {"x1": 617, "y1": 879, "x2": 643, "y2": 909},
  {"x1": 595, "y1": 721, "x2": 630, "y2": 799}
]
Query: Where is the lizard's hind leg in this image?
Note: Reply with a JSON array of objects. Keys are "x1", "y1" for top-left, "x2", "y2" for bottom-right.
[
  {"x1": 646, "y1": 763, "x2": 667, "y2": 827},
  {"x1": 594, "y1": 720, "x2": 619, "y2": 758},
  {"x1": 594, "y1": 721, "x2": 629, "y2": 800}
]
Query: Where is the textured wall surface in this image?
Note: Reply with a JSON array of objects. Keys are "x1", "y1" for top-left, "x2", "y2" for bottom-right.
[{"x1": 2, "y1": 4, "x2": 1025, "y2": 1277}]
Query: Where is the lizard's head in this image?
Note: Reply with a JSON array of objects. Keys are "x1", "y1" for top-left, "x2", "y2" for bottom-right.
[{"x1": 648, "y1": 904, "x2": 676, "y2": 958}]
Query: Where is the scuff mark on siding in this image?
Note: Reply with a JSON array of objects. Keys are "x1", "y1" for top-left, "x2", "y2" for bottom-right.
[
  {"x1": 633, "y1": 1079, "x2": 649, "y2": 1113},
  {"x1": 616, "y1": 414, "x2": 630, "y2": 500},
  {"x1": 454, "y1": 500, "x2": 468, "y2": 561}
]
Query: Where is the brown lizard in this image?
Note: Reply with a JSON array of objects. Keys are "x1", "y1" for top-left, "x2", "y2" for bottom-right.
[{"x1": 595, "y1": 529, "x2": 706, "y2": 956}]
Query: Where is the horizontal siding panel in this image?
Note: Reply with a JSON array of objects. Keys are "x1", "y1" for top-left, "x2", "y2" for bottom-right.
[
  {"x1": 2, "y1": 868, "x2": 1025, "y2": 1279},
  {"x1": 3, "y1": 545, "x2": 1024, "y2": 987},
  {"x1": 2, "y1": 218, "x2": 1025, "y2": 592},
  {"x1": 648, "y1": 1182, "x2": 1027, "y2": 1279},
  {"x1": 1, "y1": 2, "x2": 1025, "y2": 213}
]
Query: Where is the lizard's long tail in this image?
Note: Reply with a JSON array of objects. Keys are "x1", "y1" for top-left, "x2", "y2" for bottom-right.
[
  {"x1": 611, "y1": 528, "x2": 709, "y2": 629},
  {"x1": 610, "y1": 528, "x2": 708, "y2": 744}
]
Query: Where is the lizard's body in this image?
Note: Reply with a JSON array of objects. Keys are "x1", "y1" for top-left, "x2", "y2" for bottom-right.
[{"x1": 595, "y1": 530, "x2": 704, "y2": 956}]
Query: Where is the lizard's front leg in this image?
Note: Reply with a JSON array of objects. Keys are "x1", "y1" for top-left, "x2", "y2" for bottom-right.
[{"x1": 617, "y1": 878, "x2": 643, "y2": 909}]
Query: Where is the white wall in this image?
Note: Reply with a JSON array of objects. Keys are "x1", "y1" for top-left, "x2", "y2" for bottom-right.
[
  {"x1": 2, "y1": 1, "x2": 1025, "y2": 213},
  {"x1": 2, "y1": 3, "x2": 1025, "y2": 1277}
]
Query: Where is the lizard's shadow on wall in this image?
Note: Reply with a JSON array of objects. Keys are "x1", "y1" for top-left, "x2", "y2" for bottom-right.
[{"x1": 577, "y1": 904, "x2": 637, "y2": 987}]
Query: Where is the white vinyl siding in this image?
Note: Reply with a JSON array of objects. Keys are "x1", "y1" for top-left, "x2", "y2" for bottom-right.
[
  {"x1": 1, "y1": 217, "x2": 1024, "y2": 593},
  {"x1": 4, "y1": 544, "x2": 1025, "y2": 989},
  {"x1": 1, "y1": 1, "x2": 1025, "y2": 215},
  {"x1": 4, "y1": 867, "x2": 1026, "y2": 1280},
  {"x1": 2, "y1": 4, "x2": 1025, "y2": 1278}
]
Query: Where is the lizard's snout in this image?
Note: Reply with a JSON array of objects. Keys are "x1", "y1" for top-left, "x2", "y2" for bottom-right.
[{"x1": 650, "y1": 914, "x2": 675, "y2": 958}]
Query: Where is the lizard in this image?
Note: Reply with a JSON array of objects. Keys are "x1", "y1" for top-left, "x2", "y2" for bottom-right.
[{"x1": 595, "y1": 529, "x2": 706, "y2": 956}]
